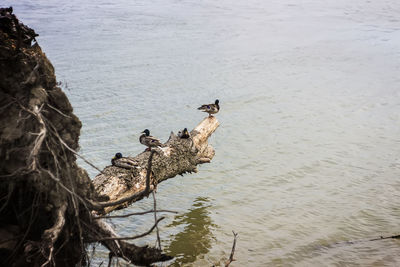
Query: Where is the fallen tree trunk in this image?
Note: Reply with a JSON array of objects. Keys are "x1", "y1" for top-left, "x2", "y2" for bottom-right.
[{"x1": 93, "y1": 116, "x2": 219, "y2": 214}]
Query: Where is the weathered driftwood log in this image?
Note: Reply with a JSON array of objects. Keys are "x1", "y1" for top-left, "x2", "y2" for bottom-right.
[{"x1": 93, "y1": 116, "x2": 220, "y2": 214}]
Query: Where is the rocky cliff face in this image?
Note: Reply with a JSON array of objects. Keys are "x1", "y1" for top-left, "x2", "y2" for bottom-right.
[{"x1": 0, "y1": 7, "x2": 95, "y2": 265}]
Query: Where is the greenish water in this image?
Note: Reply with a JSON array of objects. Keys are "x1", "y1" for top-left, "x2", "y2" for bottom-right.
[
  {"x1": 6, "y1": 0, "x2": 400, "y2": 265},
  {"x1": 165, "y1": 197, "x2": 217, "y2": 266}
]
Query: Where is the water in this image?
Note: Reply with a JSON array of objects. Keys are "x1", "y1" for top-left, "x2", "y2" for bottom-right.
[{"x1": 5, "y1": 0, "x2": 400, "y2": 265}]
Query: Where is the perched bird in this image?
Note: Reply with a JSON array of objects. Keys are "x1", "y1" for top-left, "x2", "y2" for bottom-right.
[
  {"x1": 111, "y1": 153, "x2": 137, "y2": 169},
  {"x1": 198, "y1": 99, "x2": 220, "y2": 117},
  {"x1": 139, "y1": 129, "x2": 162, "y2": 151},
  {"x1": 178, "y1": 128, "x2": 190, "y2": 139}
]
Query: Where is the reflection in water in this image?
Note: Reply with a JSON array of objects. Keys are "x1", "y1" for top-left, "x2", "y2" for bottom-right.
[{"x1": 165, "y1": 197, "x2": 217, "y2": 266}]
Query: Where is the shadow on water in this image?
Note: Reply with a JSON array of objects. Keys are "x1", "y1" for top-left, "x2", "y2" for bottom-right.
[{"x1": 164, "y1": 197, "x2": 217, "y2": 266}]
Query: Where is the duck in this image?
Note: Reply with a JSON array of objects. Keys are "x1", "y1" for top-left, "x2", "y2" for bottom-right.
[
  {"x1": 198, "y1": 99, "x2": 220, "y2": 117},
  {"x1": 178, "y1": 128, "x2": 190, "y2": 139},
  {"x1": 139, "y1": 129, "x2": 162, "y2": 151},
  {"x1": 111, "y1": 153, "x2": 137, "y2": 169}
]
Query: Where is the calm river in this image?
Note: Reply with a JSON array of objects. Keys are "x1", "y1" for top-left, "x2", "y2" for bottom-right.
[{"x1": 6, "y1": 0, "x2": 400, "y2": 265}]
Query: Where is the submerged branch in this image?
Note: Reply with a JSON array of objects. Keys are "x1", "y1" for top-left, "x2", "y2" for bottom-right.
[
  {"x1": 94, "y1": 209, "x2": 177, "y2": 219},
  {"x1": 225, "y1": 231, "x2": 238, "y2": 267},
  {"x1": 95, "y1": 217, "x2": 165, "y2": 242}
]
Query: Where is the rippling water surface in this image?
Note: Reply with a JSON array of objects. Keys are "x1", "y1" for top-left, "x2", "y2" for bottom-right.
[{"x1": 6, "y1": 0, "x2": 400, "y2": 265}]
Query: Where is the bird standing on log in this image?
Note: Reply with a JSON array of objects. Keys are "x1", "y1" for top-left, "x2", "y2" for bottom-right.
[
  {"x1": 198, "y1": 99, "x2": 220, "y2": 117},
  {"x1": 140, "y1": 129, "x2": 162, "y2": 151}
]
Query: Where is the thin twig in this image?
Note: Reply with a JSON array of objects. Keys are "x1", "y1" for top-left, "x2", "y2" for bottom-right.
[
  {"x1": 330, "y1": 234, "x2": 400, "y2": 248},
  {"x1": 87, "y1": 245, "x2": 96, "y2": 267},
  {"x1": 40, "y1": 114, "x2": 103, "y2": 175},
  {"x1": 41, "y1": 168, "x2": 89, "y2": 211},
  {"x1": 152, "y1": 191, "x2": 161, "y2": 250},
  {"x1": 96, "y1": 217, "x2": 165, "y2": 242},
  {"x1": 145, "y1": 150, "x2": 156, "y2": 195},
  {"x1": 94, "y1": 209, "x2": 177, "y2": 219},
  {"x1": 46, "y1": 103, "x2": 71, "y2": 118},
  {"x1": 107, "y1": 253, "x2": 112, "y2": 267},
  {"x1": 225, "y1": 231, "x2": 238, "y2": 267},
  {"x1": 370, "y1": 234, "x2": 400, "y2": 241},
  {"x1": 55, "y1": 134, "x2": 104, "y2": 174}
]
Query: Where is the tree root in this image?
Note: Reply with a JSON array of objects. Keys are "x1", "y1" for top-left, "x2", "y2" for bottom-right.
[{"x1": 40, "y1": 203, "x2": 67, "y2": 267}]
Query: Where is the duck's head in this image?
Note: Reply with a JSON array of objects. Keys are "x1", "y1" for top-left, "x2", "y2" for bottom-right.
[
  {"x1": 183, "y1": 128, "x2": 189, "y2": 135},
  {"x1": 215, "y1": 99, "x2": 219, "y2": 105},
  {"x1": 114, "y1": 152, "x2": 122, "y2": 159},
  {"x1": 142, "y1": 129, "x2": 150, "y2": 136}
]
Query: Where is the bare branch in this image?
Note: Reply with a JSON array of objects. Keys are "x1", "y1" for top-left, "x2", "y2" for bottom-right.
[
  {"x1": 94, "y1": 209, "x2": 177, "y2": 219},
  {"x1": 46, "y1": 103, "x2": 72, "y2": 118},
  {"x1": 370, "y1": 234, "x2": 400, "y2": 241},
  {"x1": 152, "y1": 191, "x2": 161, "y2": 250},
  {"x1": 41, "y1": 168, "x2": 90, "y2": 211},
  {"x1": 225, "y1": 231, "x2": 238, "y2": 267},
  {"x1": 95, "y1": 217, "x2": 165, "y2": 242},
  {"x1": 55, "y1": 134, "x2": 104, "y2": 174},
  {"x1": 145, "y1": 150, "x2": 156, "y2": 195}
]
